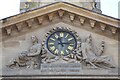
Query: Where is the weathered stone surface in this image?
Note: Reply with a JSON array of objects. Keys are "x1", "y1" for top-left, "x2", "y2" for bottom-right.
[
  {"x1": 1, "y1": 2, "x2": 119, "y2": 79},
  {"x1": 2, "y1": 67, "x2": 118, "y2": 76},
  {"x1": 41, "y1": 63, "x2": 82, "y2": 73},
  {"x1": 2, "y1": 22, "x2": 118, "y2": 76},
  {"x1": 0, "y1": 42, "x2": 2, "y2": 73},
  {"x1": 3, "y1": 41, "x2": 20, "y2": 48}
]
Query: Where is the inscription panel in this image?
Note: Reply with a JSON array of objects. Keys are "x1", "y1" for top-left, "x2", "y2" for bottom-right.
[{"x1": 41, "y1": 63, "x2": 82, "y2": 74}]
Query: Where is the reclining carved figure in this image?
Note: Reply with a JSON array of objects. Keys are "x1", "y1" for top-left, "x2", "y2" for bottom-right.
[
  {"x1": 7, "y1": 36, "x2": 42, "y2": 69},
  {"x1": 62, "y1": 35, "x2": 116, "y2": 69},
  {"x1": 81, "y1": 35, "x2": 116, "y2": 69}
]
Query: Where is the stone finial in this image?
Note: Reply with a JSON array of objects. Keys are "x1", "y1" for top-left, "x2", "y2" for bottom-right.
[
  {"x1": 90, "y1": 19, "x2": 96, "y2": 28},
  {"x1": 26, "y1": 19, "x2": 34, "y2": 28},
  {"x1": 111, "y1": 27, "x2": 117, "y2": 34},
  {"x1": 37, "y1": 16, "x2": 44, "y2": 24},
  {"x1": 92, "y1": 0, "x2": 102, "y2": 13},
  {"x1": 16, "y1": 22, "x2": 23, "y2": 32},
  {"x1": 48, "y1": 13, "x2": 54, "y2": 21},
  {"x1": 78, "y1": 16, "x2": 86, "y2": 25},
  {"x1": 100, "y1": 23, "x2": 106, "y2": 31},
  {"x1": 5, "y1": 26, "x2": 12, "y2": 35},
  {"x1": 69, "y1": 13, "x2": 75, "y2": 22},
  {"x1": 58, "y1": 10, "x2": 65, "y2": 18}
]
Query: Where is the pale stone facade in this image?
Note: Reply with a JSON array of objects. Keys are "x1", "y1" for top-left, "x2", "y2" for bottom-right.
[
  {"x1": 2, "y1": 22, "x2": 118, "y2": 66},
  {"x1": 0, "y1": 2, "x2": 119, "y2": 79}
]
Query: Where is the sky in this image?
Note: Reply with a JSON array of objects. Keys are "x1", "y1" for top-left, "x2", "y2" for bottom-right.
[{"x1": 0, "y1": 0, "x2": 119, "y2": 19}]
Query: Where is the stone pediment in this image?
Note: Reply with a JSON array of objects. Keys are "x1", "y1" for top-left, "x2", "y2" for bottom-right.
[
  {"x1": 0, "y1": 2, "x2": 119, "y2": 41},
  {"x1": 0, "y1": 2, "x2": 119, "y2": 79},
  {"x1": 2, "y1": 22, "x2": 118, "y2": 79}
]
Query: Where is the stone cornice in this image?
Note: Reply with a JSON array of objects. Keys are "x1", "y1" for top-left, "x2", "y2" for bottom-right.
[
  {"x1": 0, "y1": 2, "x2": 120, "y2": 37},
  {"x1": 1, "y1": 2, "x2": 119, "y2": 28}
]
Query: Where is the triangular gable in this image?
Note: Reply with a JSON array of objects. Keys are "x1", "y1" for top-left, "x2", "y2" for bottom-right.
[
  {"x1": 1, "y1": 2, "x2": 119, "y2": 27},
  {"x1": 0, "y1": 2, "x2": 119, "y2": 39}
]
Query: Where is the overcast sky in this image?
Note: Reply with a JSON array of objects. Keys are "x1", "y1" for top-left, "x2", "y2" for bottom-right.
[{"x1": 0, "y1": 0, "x2": 119, "y2": 19}]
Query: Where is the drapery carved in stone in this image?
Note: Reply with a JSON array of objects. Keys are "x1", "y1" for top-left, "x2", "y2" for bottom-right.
[
  {"x1": 6, "y1": 27, "x2": 116, "y2": 69},
  {"x1": 7, "y1": 36, "x2": 42, "y2": 69}
]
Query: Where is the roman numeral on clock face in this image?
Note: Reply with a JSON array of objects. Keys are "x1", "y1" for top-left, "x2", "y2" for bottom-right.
[
  {"x1": 68, "y1": 46, "x2": 73, "y2": 50},
  {"x1": 50, "y1": 46, "x2": 55, "y2": 51},
  {"x1": 48, "y1": 42, "x2": 54, "y2": 45},
  {"x1": 61, "y1": 51, "x2": 64, "y2": 55},
  {"x1": 54, "y1": 49, "x2": 59, "y2": 54},
  {"x1": 69, "y1": 44, "x2": 74, "y2": 46},
  {"x1": 54, "y1": 34, "x2": 59, "y2": 39},
  {"x1": 68, "y1": 38, "x2": 73, "y2": 41},
  {"x1": 60, "y1": 32, "x2": 64, "y2": 37},
  {"x1": 65, "y1": 34, "x2": 69, "y2": 38},
  {"x1": 50, "y1": 38, "x2": 55, "y2": 41}
]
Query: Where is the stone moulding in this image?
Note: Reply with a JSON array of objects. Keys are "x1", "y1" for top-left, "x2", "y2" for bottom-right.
[
  {"x1": 37, "y1": 16, "x2": 44, "y2": 24},
  {"x1": 26, "y1": 18, "x2": 34, "y2": 28},
  {"x1": 100, "y1": 23, "x2": 106, "y2": 31},
  {"x1": 78, "y1": 16, "x2": 86, "y2": 25},
  {"x1": 16, "y1": 22, "x2": 24, "y2": 32},
  {"x1": 1, "y1": 2, "x2": 119, "y2": 27},
  {"x1": 1, "y1": 9, "x2": 119, "y2": 37},
  {"x1": 58, "y1": 9, "x2": 65, "y2": 18},
  {"x1": 69, "y1": 13, "x2": 75, "y2": 22},
  {"x1": 89, "y1": 19, "x2": 96, "y2": 28},
  {"x1": 0, "y1": 2, "x2": 119, "y2": 37},
  {"x1": 5, "y1": 26, "x2": 13, "y2": 35}
]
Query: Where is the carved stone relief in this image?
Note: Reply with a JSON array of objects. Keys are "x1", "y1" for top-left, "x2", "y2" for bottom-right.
[
  {"x1": 7, "y1": 36, "x2": 42, "y2": 69},
  {"x1": 6, "y1": 27, "x2": 116, "y2": 69}
]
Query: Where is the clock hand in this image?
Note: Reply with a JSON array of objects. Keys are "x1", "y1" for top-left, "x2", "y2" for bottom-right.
[
  {"x1": 58, "y1": 43, "x2": 69, "y2": 44},
  {"x1": 61, "y1": 43, "x2": 70, "y2": 44},
  {"x1": 61, "y1": 42, "x2": 74, "y2": 44},
  {"x1": 58, "y1": 38, "x2": 64, "y2": 47}
]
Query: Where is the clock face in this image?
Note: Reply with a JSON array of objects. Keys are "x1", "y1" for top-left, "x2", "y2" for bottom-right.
[{"x1": 46, "y1": 30, "x2": 77, "y2": 56}]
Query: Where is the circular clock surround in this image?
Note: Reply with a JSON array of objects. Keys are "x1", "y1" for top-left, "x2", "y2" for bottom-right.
[{"x1": 45, "y1": 28, "x2": 78, "y2": 56}]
